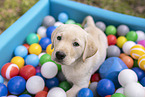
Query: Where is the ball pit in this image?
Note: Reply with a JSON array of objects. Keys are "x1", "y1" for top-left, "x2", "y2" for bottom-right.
[
  {"x1": 14, "y1": 45, "x2": 28, "y2": 58},
  {"x1": 39, "y1": 37, "x2": 51, "y2": 50},
  {"x1": 29, "y1": 43, "x2": 42, "y2": 55}
]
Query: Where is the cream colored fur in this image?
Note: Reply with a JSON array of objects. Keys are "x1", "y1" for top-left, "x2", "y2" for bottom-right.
[{"x1": 51, "y1": 16, "x2": 108, "y2": 97}]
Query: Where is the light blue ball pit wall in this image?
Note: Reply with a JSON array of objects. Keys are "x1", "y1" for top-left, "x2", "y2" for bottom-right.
[{"x1": 0, "y1": 0, "x2": 145, "y2": 71}]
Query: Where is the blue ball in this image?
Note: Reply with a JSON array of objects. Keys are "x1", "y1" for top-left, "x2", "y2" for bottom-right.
[
  {"x1": 0, "y1": 75, "x2": 4, "y2": 83},
  {"x1": 58, "y1": 12, "x2": 69, "y2": 23},
  {"x1": 132, "y1": 67, "x2": 145, "y2": 81},
  {"x1": 25, "y1": 54, "x2": 39, "y2": 67},
  {"x1": 8, "y1": 76, "x2": 26, "y2": 95},
  {"x1": 39, "y1": 37, "x2": 51, "y2": 50},
  {"x1": 140, "y1": 77, "x2": 145, "y2": 87},
  {"x1": 97, "y1": 79, "x2": 115, "y2": 97},
  {"x1": 45, "y1": 77, "x2": 59, "y2": 89},
  {"x1": 0, "y1": 83, "x2": 8, "y2": 96},
  {"x1": 14, "y1": 45, "x2": 28, "y2": 58},
  {"x1": 46, "y1": 26, "x2": 56, "y2": 38},
  {"x1": 36, "y1": 72, "x2": 46, "y2": 82},
  {"x1": 19, "y1": 94, "x2": 32, "y2": 97},
  {"x1": 77, "y1": 88, "x2": 93, "y2": 97}
]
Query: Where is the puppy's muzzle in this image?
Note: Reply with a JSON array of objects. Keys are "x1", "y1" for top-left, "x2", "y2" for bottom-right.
[{"x1": 56, "y1": 51, "x2": 66, "y2": 60}]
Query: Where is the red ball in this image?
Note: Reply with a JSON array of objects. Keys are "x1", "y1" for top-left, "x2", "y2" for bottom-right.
[
  {"x1": 105, "y1": 95, "x2": 111, "y2": 97},
  {"x1": 43, "y1": 86, "x2": 49, "y2": 92},
  {"x1": 91, "y1": 73, "x2": 101, "y2": 82},
  {"x1": 107, "y1": 35, "x2": 117, "y2": 45},
  {"x1": 19, "y1": 65, "x2": 36, "y2": 80},
  {"x1": 23, "y1": 43, "x2": 30, "y2": 50},
  {"x1": 1, "y1": 63, "x2": 19, "y2": 79},
  {"x1": 35, "y1": 91, "x2": 47, "y2": 97}
]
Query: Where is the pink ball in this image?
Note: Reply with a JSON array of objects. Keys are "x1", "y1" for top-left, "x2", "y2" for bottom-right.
[{"x1": 138, "y1": 40, "x2": 145, "y2": 48}]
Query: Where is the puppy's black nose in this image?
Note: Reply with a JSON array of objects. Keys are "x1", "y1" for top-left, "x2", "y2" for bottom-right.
[{"x1": 56, "y1": 51, "x2": 66, "y2": 60}]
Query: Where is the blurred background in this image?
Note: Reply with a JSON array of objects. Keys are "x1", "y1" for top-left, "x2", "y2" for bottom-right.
[{"x1": 0, "y1": 0, "x2": 145, "y2": 34}]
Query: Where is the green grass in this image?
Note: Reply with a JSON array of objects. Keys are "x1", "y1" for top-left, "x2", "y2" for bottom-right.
[{"x1": 0, "y1": 0, "x2": 145, "y2": 34}]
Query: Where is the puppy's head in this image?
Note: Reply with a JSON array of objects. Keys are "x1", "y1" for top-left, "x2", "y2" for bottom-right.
[{"x1": 51, "y1": 24, "x2": 98, "y2": 66}]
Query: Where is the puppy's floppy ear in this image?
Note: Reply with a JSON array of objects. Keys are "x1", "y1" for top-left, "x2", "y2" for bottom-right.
[
  {"x1": 83, "y1": 35, "x2": 98, "y2": 61},
  {"x1": 51, "y1": 27, "x2": 59, "y2": 49}
]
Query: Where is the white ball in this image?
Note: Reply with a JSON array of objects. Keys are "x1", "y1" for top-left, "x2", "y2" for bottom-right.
[
  {"x1": 47, "y1": 87, "x2": 67, "y2": 97},
  {"x1": 37, "y1": 26, "x2": 47, "y2": 38},
  {"x1": 124, "y1": 83, "x2": 145, "y2": 97},
  {"x1": 26, "y1": 76, "x2": 45, "y2": 94},
  {"x1": 41, "y1": 62, "x2": 58, "y2": 79},
  {"x1": 122, "y1": 41, "x2": 136, "y2": 55},
  {"x1": 38, "y1": 52, "x2": 46, "y2": 59},
  {"x1": 54, "y1": 22, "x2": 64, "y2": 27},
  {"x1": 115, "y1": 87, "x2": 124, "y2": 94},
  {"x1": 7, "y1": 95, "x2": 17, "y2": 97},
  {"x1": 118, "y1": 69, "x2": 138, "y2": 87},
  {"x1": 136, "y1": 31, "x2": 145, "y2": 42}
]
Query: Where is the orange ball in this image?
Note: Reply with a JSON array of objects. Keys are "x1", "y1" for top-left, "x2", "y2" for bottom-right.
[
  {"x1": 35, "y1": 91, "x2": 47, "y2": 97},
  {"x1": 105, "y1": 95, "x2": 111, "y2": 97},
  {"x1": 119, "y1": 53, "x2": 127, "y2": 59},
  {"x1": 121, "y1": 56, "x2": 134, "y2": 68}
]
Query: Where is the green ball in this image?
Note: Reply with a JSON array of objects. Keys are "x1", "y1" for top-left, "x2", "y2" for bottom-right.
[
  {"x1": 133, "y1": 59, "x2": 139, "y2": 67},
  {"x1": 65, "y1": 19, "x2": 75, "y2": 24},
  {"x1": 111, "y1": 93, "x2": 125, "y2": 97},
  {"x1": 76, "y1": 23, "x2": 82, "y2": 28},
  {"x1": 50, "y1": 60, "x2": 62, "y2": 71},
  {"x1": 105, "y1": 25, "x2": 117, "y2": 35},
  {"x1": 59, "y1": 81, "x2": 72, "y2": 91},
  {"x1": 126, "y1": 31, "x2": 138, "y2": 42},
  {"x1": 40, "y1": 54, "x2": 51, "y2": 65},
  {"x1": 26, "y1": 33, "x2": 39, "y2": 45}
]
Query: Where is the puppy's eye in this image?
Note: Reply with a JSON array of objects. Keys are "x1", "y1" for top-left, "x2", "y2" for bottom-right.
[
  {"x1": 73, "y1": 42, "x2": 79, "y2": 47},
  {"x1": 57, "y1": 36, "x2": 61, "y2": 40}
]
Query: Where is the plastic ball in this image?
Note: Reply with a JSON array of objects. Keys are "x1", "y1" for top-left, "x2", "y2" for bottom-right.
[
  {"x1": 37, "y1": 26, "x2": 47, "y2": 38},
  {"x1": 77, "y1": 88, "x2": 93, "y2": 97},
  {"x1": 8, "y1": 76, "x2": 26, "y2": 95},
  {"x1": 132, "y1": 67, "x2": 145, "y2": 81},
  {"x1": 117, "y1": 36, "x2": 127, "y2": 48},
  {"x1": 35, "y1": 91, "x2": 48, "y2": 97},
  {"x1": 126, "y1": 31, "x2": 138, "y2": 42},
  {"x1": 122, "y1": 41, "x2": 136, "y2": 55},
  {"x1": 59, "y1": 81, "x2": 72, "y2": 91},
  {"x1": 37, "y1": 34, "x2": 41, "y2": 41},
  {"x1": 124, "y1": 83, "x2": 145, "y2": 97},
  {"x1": 29, "y1": 43, "x2": 42, "y2": 55},
  {"x1": 43, "y1": 86, "x2": 49, "y2": 92},
  {"x1": 39, "y1": 54, "x2": 51, "y2": 65},
  {"x1": 130, "y1": 44, "x2": 145, "y2": 59},
  {"x1": 95, "y1": 21, "x2": 106, "y2": 31},
  {"x1": 46, "y1": 26, "x2": 56, "y2": 38},
  {"x1": 58, "y1": 12, "x2": 69, "y2": 23},
  {"x1": 54, "y1": 21, "x2": 64, "y2": 27},
  {"x1": 1, "y1": 63, "x2": 19, "y2": 79},
  {"x1": 26, "y1": 76, "x2": 45, "y2": 94},
  {"x1": 38, "y1": 52, "x2": 46, "y2": 59},
  {"x1": 0, "y1": 83, "x2": 8, "y2": 96},
  {"x1": 14, "y1": 45, "x2": 28, "y2": 58},
  {"x1": 91, "y1": 73, "x2": 101, "y2": 82},
  {"x1": 97, "y1": 79, "x2": 115, "y2": 97},
  {"x1": 107, "y1": 45, "x2": 121, "y2": 57},
  {"x1": 138, "y1": 55, "x2": 145, "y2": 70},
  {"x1": 105, "y1": 25, "x2": 117, "y2": 35},
  {"x1": 133, "y1": 59, "x2": 139, "y2": 67},
  {"x1": 41, "y1": 62, "x2": 58, "y2": 79},
  {"x1": 46, "y1": 44, "x2": 54, "y2": 56},
  {"x1": 7, "y1": 95, "x2": 17, "y2": 97},
  {"x1": 23, "y1": 43, "x2": 30, "y2": 50},
  {"x1": 112, "y1": 93, "x2": 125, "y2": 97},
  {"x1": 35, "y1": 66, "x2": 41, "y2": 73},
  {"x1": 45, "y1": 77, "x2": 59, "y2": 89},
  {"x1": 117, "y1": 25, "x2": 129, "y2": 36},
  {"x1": 138, "y1": 40, "x2": 145, "y2": 48},
  {"x1": 105, "y1": 95, "x2": 111, "y2": 97},
  {"x1": 76, "y1": 23, "x2": 82, "y2": 28},
  {"x1": 55, "y1": 62, "x2": 62, "y2": 71},
  {"x1": 118, "y1": 69, "x2": 138, "y2": 87},
  {"x1": 119, "y1": 53, "x2": 127, "y2": 59},
  {"x1": 39, "y1": 37, "x2": 51, "y2": 50},
  {"x1": 107, "y1": 35, "x2": 117, "y2": 45},
  {"x1": 19, "y1": 94, "x2": 32, "y2": 97},
  {"x1": 47, "y1": 87, "x2": 67, "y2": 97},
  {"x1": 140, "y1": 77, "x2": 145, "y2": 87},
  {"x1": 65, "y1": 19, "x2": 75, "y2": 24},
  {"x1": 26, "y1": 33, "x2": 39, "y2": 45},
  {"x1": 57, "y1": 71, "x2": 66, "y2": 82},
  {"x1": 121, "y1": 56, "x2": 134, "y2": 68},
  {"x1": 25, "y1": 54, "x2": 39, "y2": 67},
  {"x1": 115, "y1": 87, "x2": 124, "y2": 94},
  {"x1": 0, "y1": 75, "x2": 4, "y2": 83},
  {"x1": 89, "y1": 82, "x2": 98, "y2": 97},
  {"x1": 136, "y1": 31, "x2": 145, "y2": 42},
  {"x1": 11, "y1": 56, "x2": 24, "y2": 69},
  {"x1": 42, "y1": 15, "x2": 56, "y2": 28},
  {"x1": 19, "y1": 65, "x2": 36, "y2": 80}
]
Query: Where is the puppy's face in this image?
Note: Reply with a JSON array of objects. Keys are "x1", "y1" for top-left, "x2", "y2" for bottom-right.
[{"x1": 51, "y1": 24, "x2": 86, "y2": 66}]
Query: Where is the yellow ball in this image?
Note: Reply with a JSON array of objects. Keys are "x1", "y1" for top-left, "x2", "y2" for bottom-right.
[
  {"x1": 11, "y1": 56, "x2": 24, "y2": 69},
  {"x1": 138, "y1": 55, "x2": 145, "y2": 70},
  {"x1": 29, "y1": 43, "x2": 42, "y2": 55},
  {"x1": 37, "y1": 34, "x2": 41, "y2": 41},
  {"x1": 130, "y1": 44, "x2": 145, "y2": 59},
  {"x1": 46, "y1": 44, "x2": 54, "y2": 56},
  {"x1": 117, "y1": 36, "x2": 127, "y2": 48}
]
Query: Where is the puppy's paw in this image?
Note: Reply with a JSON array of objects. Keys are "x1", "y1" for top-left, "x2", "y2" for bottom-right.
[{"x1": 66, "y1": 90, "x2": 77, "y2": 97}]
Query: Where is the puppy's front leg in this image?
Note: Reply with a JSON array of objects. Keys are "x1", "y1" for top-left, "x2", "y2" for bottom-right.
[{"x1": 66, "y1": 85, "x2": 82, "y2": 97}]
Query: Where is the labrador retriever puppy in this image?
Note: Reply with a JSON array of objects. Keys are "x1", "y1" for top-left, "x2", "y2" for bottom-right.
[{"x1": 51, "y1": 16, "x2": 108, "y2": 97}]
